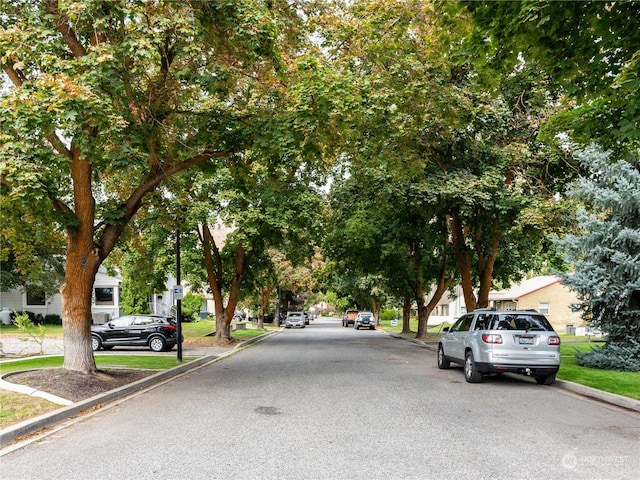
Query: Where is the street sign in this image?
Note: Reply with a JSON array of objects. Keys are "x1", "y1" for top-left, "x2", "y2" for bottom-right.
[{"x1": 173, "y1": 285, "x2": 183, "y2": 300}]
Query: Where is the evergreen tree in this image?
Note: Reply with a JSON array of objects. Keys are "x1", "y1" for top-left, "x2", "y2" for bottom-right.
[{"x1": 556, "y1": 145, "x2": 640, "y2": 371}]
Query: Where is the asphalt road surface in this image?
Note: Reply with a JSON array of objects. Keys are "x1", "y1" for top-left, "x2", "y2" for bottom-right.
[{"x1": 1, "y1": 317, "x2": 638, "y2": 480}]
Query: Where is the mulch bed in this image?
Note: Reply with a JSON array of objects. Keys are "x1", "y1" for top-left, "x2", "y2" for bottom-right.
[{"x1": 5, "y1": 368, "x2": 155, "y2": 403}]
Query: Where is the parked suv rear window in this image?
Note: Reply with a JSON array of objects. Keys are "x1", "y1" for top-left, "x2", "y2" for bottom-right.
[{"x1": 491, "y1": 313, "x2": 553, "y2": 331}]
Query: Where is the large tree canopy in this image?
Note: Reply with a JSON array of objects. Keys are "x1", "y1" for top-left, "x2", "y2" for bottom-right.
[
  {"x1": 464, "y1": 1, "x2": 640, "y2": 151},
  {"x1": 319, "y1": 0, "x2": 572, "y2": 319},
  {"x1": 0, "y1": 0, "x2": 303, "y2": 373}
]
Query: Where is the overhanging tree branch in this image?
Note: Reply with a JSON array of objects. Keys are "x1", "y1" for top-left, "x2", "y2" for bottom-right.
[{"x1": 45, "y1": 0, "x2": 87, "y2": 58}]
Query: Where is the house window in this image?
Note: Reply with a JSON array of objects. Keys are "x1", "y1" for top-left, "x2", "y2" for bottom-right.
[
  {"x1": 26, "y1": 289, "x2": 46, "y2": 306},
  {"x1": 94, "y1": 287, "x2": 114, "y2": 305},
  {"x1": 539, "y1": 302, "x2": 550, "y2": 314}
]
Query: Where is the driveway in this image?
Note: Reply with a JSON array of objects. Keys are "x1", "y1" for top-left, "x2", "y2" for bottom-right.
[
  {"x1": 1, "y1": 317, "x2": 638, "y2": 479},
  {"x1": 0, "y1": 336, "x2": 64, "y2": 356}
]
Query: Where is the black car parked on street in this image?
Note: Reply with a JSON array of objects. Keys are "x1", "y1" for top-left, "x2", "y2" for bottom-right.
[{"x1": 91, "y1": 314, "x2": 179, "y2": 352}]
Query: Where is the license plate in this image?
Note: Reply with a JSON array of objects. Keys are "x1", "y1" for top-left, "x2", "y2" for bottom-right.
[{"x1": 519, "y1": 337, "x2": 534, "y2": 345}]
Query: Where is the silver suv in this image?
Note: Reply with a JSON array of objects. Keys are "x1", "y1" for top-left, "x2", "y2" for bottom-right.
[{"x1": 437, "y1": 309, "x2": 561, "y2": 385}]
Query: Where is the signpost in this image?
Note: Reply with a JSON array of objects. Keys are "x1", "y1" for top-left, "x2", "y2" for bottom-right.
[{"x1": 175, "y1": 230, "x2": 183, "y2": 362}]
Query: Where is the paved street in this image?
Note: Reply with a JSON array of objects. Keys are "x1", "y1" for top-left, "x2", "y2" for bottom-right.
[{"x1": 1, "y1": 317, "x2": 638, "y2": 480}]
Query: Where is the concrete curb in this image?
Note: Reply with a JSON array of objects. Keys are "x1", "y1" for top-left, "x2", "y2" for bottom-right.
[
  {"x1": 386, "y1": 332, "x2": 640, "y2": 414},
  {"x1": 0, "y1": 330, "x2": 279, "y2": 449},
  {"x1": 553, "y1": 379, "x2": 640, "y2": 413}
]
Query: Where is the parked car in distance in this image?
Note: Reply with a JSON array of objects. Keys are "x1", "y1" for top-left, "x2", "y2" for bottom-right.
[
  {"x1": 354, "y1": 311, "x2": 375, "y2": 330},
  {"x1": 437, "y1": 309, "x2": 561, "y2": 385},
  {"x1": 285, "y1": 311, "x2": 306, "y2": 328},
  {"x1": 342, "y1": 309, "x2": 359, "y2": 327},
  {"x1": 91, "y1": 314, "x2": 179, "y2": 352}
]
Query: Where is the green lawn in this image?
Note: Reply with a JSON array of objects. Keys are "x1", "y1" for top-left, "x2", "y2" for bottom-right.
[
  {"x1": 557, "y1": 354, "x2": 640, "y2": 400},
  {"x1": 0, "y1": 355, "x2": 194, "y2": 375},
  {"x1": 557, "y1": 341, "x2": 640, "y2": 400},
  {"x1": 0, "y1": 323, "x2": 64, "y2": 337}
]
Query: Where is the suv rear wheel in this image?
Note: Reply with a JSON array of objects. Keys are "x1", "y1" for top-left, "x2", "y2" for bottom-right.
[
  {"x1": 464, "y1": 351, "x2": 483, "y2": 383},
  {"x1": 535, "y1": 373, "x2": 556, "y2": 385},
  {"x1": 437, "y1": 345, "x2": 450, "y2": 369}
]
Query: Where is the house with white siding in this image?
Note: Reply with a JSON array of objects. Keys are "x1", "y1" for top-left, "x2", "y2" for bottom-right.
[{"x1": 0, "y1": 268, "x2": 122, "y2": 324}]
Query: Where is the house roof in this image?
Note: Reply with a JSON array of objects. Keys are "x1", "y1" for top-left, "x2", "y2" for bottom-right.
[
  {"x1": 94, "y1": 267, "x2": 122, "y2": 287},
  {"x1": 489, "y1": 275, "x2": 560, "y2": 301}
]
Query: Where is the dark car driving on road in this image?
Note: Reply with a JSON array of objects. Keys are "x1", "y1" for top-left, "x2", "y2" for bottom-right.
[{"x1": 91, "y1": 314, "x2": 179, "y2": 352}]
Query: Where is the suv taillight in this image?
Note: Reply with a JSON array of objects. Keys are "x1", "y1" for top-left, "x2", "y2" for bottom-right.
[
  {"x1": 548, "y1": 336, "x2": 561, "y2": 345},
  {"x1": 482, "y1": 334, "x2": 503, "y2": 344}
]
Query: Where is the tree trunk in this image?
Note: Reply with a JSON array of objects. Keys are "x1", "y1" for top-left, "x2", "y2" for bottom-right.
[
  {"x1": 258, "y1": 285, "x2": 272, "y2": 330},
  {"x1": 61, "y1": 150, "x2": 100, "y2": 374},
  {"x1": 371, "y1": 296, "x2": 381, "y2": 325},
  {"x1": 274, "y1": 287, "x2": 282, "y2": 327},
  {"x1": 61, "y1": 253, "x2": 100, "y2": 373},
  {"x1": 415, "y1": 301, "x2": 428, "y2": 338},
  {"x1": 475, "y1": 228, "x2": 501, "y2": 309},
  {"x1": 415, "y1": 268, "x2": 453, "y2": 339},
  {"x1": 451, "y1": 212, "x2": 477, "y2": 311},
  {"x1": 401, "y1": 296, "x2": 412, "y2": 334},
  {"x1": 199, "y1": 222, "x2": 248, "y2": 342}
]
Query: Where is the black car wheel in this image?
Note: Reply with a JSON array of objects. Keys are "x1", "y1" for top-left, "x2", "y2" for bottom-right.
[
  {"x1": 91, "y1": 335, "x2": 102, "y2": 351},
  {"x1": 464, "y1": 351, "x2": 483, "y2": 383},
  {"x1": 535, "y1": 373, "x2": 556, "y2": 385},
  {"x1": 437, "y1": 345, "x2": 450, "y2": 369},
  {"x1": 149, "y1": 336, "x2": 167, "y2": 352}
]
